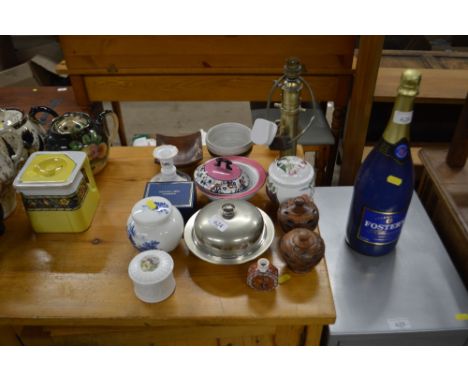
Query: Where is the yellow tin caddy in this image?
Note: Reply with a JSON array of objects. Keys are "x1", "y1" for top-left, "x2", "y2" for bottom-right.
[{"x1": 13, "y1": 151, "x2": 100, "y2": 233}]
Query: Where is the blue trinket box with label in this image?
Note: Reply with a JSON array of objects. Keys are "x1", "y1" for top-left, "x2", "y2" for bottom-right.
[{"x1": 144, "y1": 181, "x2": 196, "y2": 223}]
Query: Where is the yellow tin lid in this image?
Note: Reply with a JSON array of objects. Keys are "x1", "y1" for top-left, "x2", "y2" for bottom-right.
[
  {"x1": 14, "y1": 151, "x2": 86, "y2": 188},
  {"x1": 20, "y1": 154, "x2": 76, "y2": 183}
]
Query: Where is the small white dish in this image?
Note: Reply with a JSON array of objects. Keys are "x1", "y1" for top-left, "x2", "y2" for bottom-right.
[{"x1": 128, "y1": 250, "x2": 175, "y2": 303}]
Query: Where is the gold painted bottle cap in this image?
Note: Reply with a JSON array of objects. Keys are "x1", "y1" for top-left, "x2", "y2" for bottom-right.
[{"x1": 398, "y1": 69, "x2": 422, "y2": 97}]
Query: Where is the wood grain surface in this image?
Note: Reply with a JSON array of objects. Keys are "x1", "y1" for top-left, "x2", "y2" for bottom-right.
[
  {"x1": 0, "y1": 86, "x2": 88, "y2": 115},
  {"x1": 0, "y1": 146, "x2": 335, "y2": 345},
  {"x1": 60, "y1": 36, "x2": 355, "y2": 75},
  {"x1": 339, "y1": 36, "x2": 384, "y2": 185},
  {"x1": 84, "y1": 74, "x2": 350, "y2": 103},
  {"x1": 418, "y1": 148, "x2": 468, "y2": 287},
  {"x1": 375, "y1": 68, "x2": 468, "y2": 104}
]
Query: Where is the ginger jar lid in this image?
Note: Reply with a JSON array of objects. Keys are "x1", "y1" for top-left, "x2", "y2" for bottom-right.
[
  {"x1": 268, "y1": 156, "x2": 314, "y2": 187},
  {"x1": 13, "y1": 151, "x2": 85, "y2": 189},
  {"x1": 131, "y1": 196, "x2": 173, "y2": 226},
  {"x1": 128, "y1": 250, "x2": 174, "y2": 285}
]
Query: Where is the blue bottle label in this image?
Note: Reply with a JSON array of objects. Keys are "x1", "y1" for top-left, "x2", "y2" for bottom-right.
[{"x1": 357, "y1": 208, "x2": 406, "y2": 245}]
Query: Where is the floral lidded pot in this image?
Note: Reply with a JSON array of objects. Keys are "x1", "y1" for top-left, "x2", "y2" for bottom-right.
[
  {"x1": 266, "y1": 156, "x2": 315, "y2": 204},
  {"x1": 42, "y1": 109, "x2": 119, "y2": 174},
  {"x1": 127, "y1": 196, "x2": 184, "y2": 253}
]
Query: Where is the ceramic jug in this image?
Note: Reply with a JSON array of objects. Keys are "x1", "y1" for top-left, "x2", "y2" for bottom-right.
[
  {"x1": 40, "y1": 108, "x2": 119, "y2": 174},
  {"x1": 1, "y1": 107, "x2": 51, "y2": 156},
  {"x1": 0, "y1": 126, "x2": 26, "y2": 219}
]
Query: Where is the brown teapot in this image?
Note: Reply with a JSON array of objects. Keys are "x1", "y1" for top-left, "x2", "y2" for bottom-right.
[
  {"x1": 277, "y1": 194, "x2": 319, "y2": 233},
  {"x1": 279, "y1": 228, "x2": 325, "y2": 273}
]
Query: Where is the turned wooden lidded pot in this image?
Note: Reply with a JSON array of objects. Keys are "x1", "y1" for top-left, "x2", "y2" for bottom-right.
[
  {"x1": 279, "y1": 228, "x2": 325, "y2": 273},
  {"x1": 277, "y1": 194, "x2": 319, "y2": 233}
]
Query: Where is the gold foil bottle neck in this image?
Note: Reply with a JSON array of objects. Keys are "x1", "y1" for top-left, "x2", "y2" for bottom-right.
[{"x1": 398, "y1": 69, "x2": 421, "y2": 97}]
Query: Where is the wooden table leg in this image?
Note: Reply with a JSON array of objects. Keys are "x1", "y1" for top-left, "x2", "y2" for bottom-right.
[
  {"x1": 69, "y1": 75, "x2": 90, "y2": 108},
  {"x1": 325, "y1": 104, "x2": 347, "y2": 185},
  {"x1": 304, "y1": 325, "x2": 324, "y2": 345},
  {"x1": 111, "y1": 101, "x2": 128, "y2": 146}
]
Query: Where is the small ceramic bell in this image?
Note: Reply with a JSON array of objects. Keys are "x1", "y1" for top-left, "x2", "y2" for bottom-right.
[
  {"x1": 246, "y1": 258, "x2": 278, "y2": 291},
  {"x1": 279, "y1": 228, "x2": 325, "y2": 273},
  {"x1": 277, "y1": 194, "x2": 319, "y2": 233}
]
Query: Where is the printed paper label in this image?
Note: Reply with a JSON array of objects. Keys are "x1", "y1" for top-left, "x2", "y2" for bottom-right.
[
  {"x1": 387, "y1": 317, "x2": 412, "y2": 330},
  {"x1": 393, "y1": 111, "x2": 413, "y2": 125},
  {"x1": 209, "y1": 215, "x2": 229, "y2": 232},
  {"x1": 358, "y1": 208, "x2": 406, "y2": 245}
]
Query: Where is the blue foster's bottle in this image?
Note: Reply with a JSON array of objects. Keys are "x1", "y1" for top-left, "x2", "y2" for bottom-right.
[{"x1": 345, "y1": 69, "x2": 422, "y2": 256}]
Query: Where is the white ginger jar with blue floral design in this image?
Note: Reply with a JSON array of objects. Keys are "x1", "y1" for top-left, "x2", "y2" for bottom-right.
[{"x1": 127, "y1": 196, "x2": 183, "y2": 252}]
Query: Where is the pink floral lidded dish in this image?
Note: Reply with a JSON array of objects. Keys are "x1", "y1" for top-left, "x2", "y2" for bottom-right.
[{"x1": 194, "y1": 156, "x2": 266, "y2": 200}]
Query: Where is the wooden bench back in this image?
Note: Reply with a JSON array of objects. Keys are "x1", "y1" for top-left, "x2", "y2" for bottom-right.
[{"x1": 60, "y1": 36, "x2": 356, "y2": 103}]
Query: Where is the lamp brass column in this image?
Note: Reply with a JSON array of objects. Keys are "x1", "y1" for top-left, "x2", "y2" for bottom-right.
[{"x1": 277, "y1": 57, "x2": 303, "y2": 157}]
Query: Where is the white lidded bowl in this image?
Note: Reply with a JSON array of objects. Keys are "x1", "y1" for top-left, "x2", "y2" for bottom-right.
[
  {"x1": 266, "y1": 156, "x2": 315, "y2": 204},
  {"x1": 206, "y1": 122, "x2": 253, "y2": 156},
  {"x1": 128, "y1": 250, "x2": 175, "y2": 303}
]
